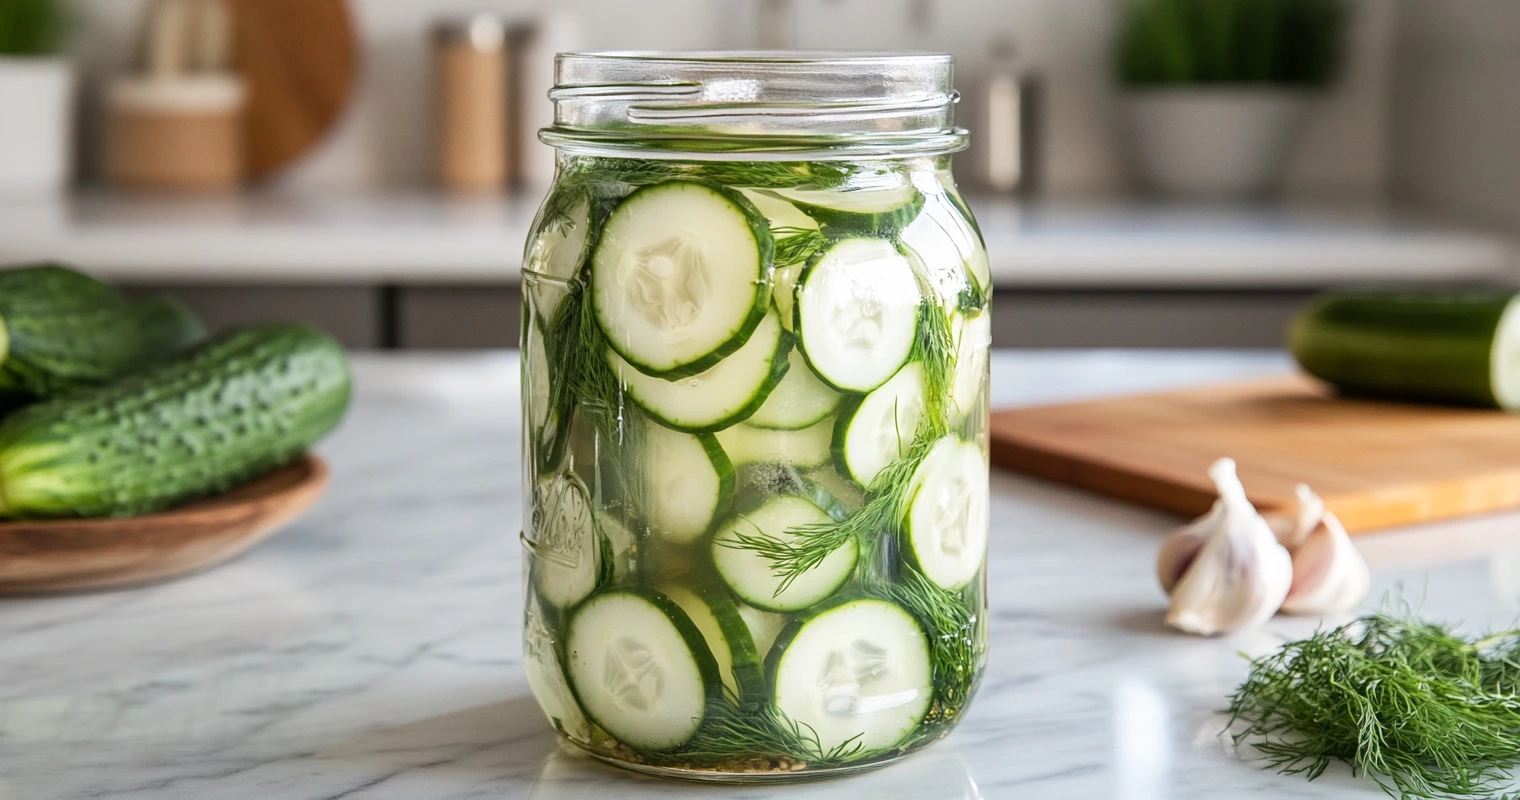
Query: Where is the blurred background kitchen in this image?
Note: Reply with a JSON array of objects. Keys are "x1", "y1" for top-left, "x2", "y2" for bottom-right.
[{"x1": 0, "y1": 0, "x2": 1513, "y2": 350}]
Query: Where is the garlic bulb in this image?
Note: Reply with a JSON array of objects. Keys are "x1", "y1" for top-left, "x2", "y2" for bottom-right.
[
  {"x1": 1266, "y1": 484, "x2": 1325, "y2": 551},
  {"x1": 1161, "y1": 458, "x2": 1293, "y2": 636},
  {"x1": 1276, "y1": 488, "x2": 1370, "y2": 616}
]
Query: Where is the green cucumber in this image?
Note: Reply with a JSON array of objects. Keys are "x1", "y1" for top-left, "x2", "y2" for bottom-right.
[
  {"x1": 0, "y1": 265, "x2": 205, "y2": 398},
  {"x1": 0, "y1": 322, "x2": 350, "y2": 518},
  {"x1": 1289, "y1": 292, "x2": 1520, "y2": 409},
  {"x1": 658, "y1": 582, "x2": 765, "y2": 703},
  {"x1": 640, "y1": 422, "x2": 735, "y2": 544},
  {"x1": 714, "y1": 415, "x2": 834, "y2": 470},
  {"x1": 711, "y1": 494, "x2": 858, "y2": 613},
  {"x1": 531, "y1": 473, "x2": 609, "y2": 609}
]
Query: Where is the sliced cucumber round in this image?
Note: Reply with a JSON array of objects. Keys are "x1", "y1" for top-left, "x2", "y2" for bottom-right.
[
  {"x1": 948, "y1": 312, "x2": 991, "y2": 425},
  {"x1": 740, "y1": 188, "x2": 819, "y2": 232},
  {"x1": 734, "y1": 462, "x2": 853, "y2": 522},
  {"x1": 711, "y1": 495, "x2": 858, "y2": 613},
  {"x1": 714, "y1": 414, "x2": 834, "y2": 470},
  {"x1": 834, "y1": 362, "x2": 928, "y2": 489},
  {"x1": 610, "y1": 310, "x2": 791, "y2": 433},
  {"x1": 737, "y1": 602, "x2": 789, "y2": 664},
  {"x1": 592, "y1": 181, "x2": 772, "y2": 378},
  {"x1": 566, "y1": 589, "x2": 721, "y2": 751},
  {"x1": 524, "y1": 593, "x2": 590, "y2": 739},
  {"x1": 769, "y1": 185, "x2": 925, "y2": 236},
  {"x1": 599, "y1": 512, "x2": 639, "y2": 582},
  {"x1": 525, "y1": 321, "x2": 571, "y2": 470},
  {"x1": 641, "y1": 423, "x2": 734, "y2": 545},
  {"x1": 658, "y1": 583, "x2": 764, "y2": 703},
  {"x1": 769, "y1": 598, "x2": 933, "y2": 753},
  {"x1": 531, "y1": 473, "x2": 607, "y2": 609},
  {"x1": 904, "y1": 437, "x2": 989, "y2": 591},
  {"x1": 797, "y1": 238, "x2": 922, "y2": 393},
  {"x1": 746, "y1": 348, "x2": 842, "y2": 430},
  {"x1": 525, "y1": 188, "x2": 596, "y2": 321}
]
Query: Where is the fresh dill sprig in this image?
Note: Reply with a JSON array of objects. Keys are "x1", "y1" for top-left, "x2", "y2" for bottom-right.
[
  {"x1": 1227, "y1": 609, "x2": 1520, "y2": 800},
  {"x1": 718, "y1": 428, "x2": 938, "y2": 593},
  {"x1": 912, "y1": 298, "x2": 955, "y2": 437},
  {"x1": 772, "y1": 226, "x2": 827, "y2": 267},
  {"x1": 647, "y1": 701, "x2": 865, "y2": 768}
]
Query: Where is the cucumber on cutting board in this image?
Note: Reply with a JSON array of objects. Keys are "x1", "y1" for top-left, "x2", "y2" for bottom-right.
[
  {"x1": 1289, "y1": 292, "x2": 1520, "y2": 409},
  {"x1": 0, "y1": 322, "x2": 350, "y2": 518},
  {"x1": 768, "y1": 597, "x2": 933, "y2": 753},
  {"x1": 565, "y1": 588, "x2": 722, "y2": 751},
  {"x1": 591, "y1": 180, "x2": 773, "y2": 378}
]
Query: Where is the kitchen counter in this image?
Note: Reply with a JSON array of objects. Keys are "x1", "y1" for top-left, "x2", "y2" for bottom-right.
[
  {"x1": 6, "y1": 350, "x2": 1520, "y2": 799},
  {"x1": 0, "y1": 192, "x2": 1510, "y2": 287}
]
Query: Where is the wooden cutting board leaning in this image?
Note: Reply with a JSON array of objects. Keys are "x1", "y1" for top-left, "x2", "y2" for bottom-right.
[{"x1": 990, "y1": 375, "x2": 1520, "y2": 533}]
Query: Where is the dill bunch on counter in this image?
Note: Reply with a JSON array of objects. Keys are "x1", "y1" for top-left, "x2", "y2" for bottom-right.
[{"x1": 1227, "y1": 610, "x2": 1520, "y2": 799}]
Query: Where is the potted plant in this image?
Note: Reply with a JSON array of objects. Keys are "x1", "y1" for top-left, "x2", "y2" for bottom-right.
[
  {"x1": 0, "y1": 0, "x2": 71, "y2": 195},
  {"x1": 1117, "y1": 0, "x2": 1347, "y2": 200}
]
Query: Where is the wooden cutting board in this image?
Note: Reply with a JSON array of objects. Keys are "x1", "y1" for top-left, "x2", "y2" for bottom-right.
[{"x1": 989, "y1": 375, "x2": 1520, "y2": 533}]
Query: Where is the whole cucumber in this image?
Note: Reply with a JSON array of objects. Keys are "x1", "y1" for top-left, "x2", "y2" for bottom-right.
[
  {"x1": 0, "y1": 264, "x2": 206, "y2": 398},
  {"x1": 1289, "y1": 291, "x2": 1520, "y2": 409},
  {"x1": 0, "y1": 322, "x2": 351, "y2": 518}
]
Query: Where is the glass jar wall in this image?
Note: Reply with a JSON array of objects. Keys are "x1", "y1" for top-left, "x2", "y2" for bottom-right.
[{"x1": 521, "y1": 52, "x2": 991, "y2": 781}]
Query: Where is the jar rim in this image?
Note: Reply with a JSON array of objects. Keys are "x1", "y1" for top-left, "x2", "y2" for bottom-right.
[{"x1": 542, "y1": 50, "x2": 968, "y2": 161}]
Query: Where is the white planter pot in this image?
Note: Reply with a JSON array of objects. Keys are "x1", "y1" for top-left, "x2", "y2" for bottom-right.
[
  {"x1": 1121, "y1": 88, "x2": 1309, "y2": 200},
  {"x1": 0, "y1": 57, "x2": 74, "y2": 197}
]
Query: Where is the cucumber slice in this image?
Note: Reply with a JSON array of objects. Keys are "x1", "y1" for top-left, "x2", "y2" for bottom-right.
[
  {"x1": 834, "y1": 363, "x2": 928, "y2": 489},
  {"x1": 948, "y1": 312, "x2": 991, "y2": 425},
  {"x1": 610, "y1": 311, "x2": 791, "y2": 433},
  {"x1": 592, "y1": 181, "x2": 772, "y2": 378},
  {"x1": 747, "y1": 348, "x2": 842, "y2": 430},
  {"x1": 804, "y1": 466, "x2": 866, "y2": 515},
  {"x1": 658, "y1": 583, "x2": 764, "y2": 703},
  {"x1": 734, "y1": 462, "x2": 853, "y2": 521},
  {"x1": 641, "y1": 423, "x2": 734, "y2": 545},
  {"x1": 525, "y1": 321, "x2": 570, "y2": 469},
  {"x1": 599, "y1": 513, "x2": 639, "y2": 582},
  {"x1": 711, "y1": 495, "x2": 858, "y2": 612},
  {"x1": 904, "y1": 437, "x2": 990, "y2": 591},
  {"x1": 738, "y1": 603, "x2": 789, "y2": 663},
  {"x1": 525, "y1": 188, "x2": 596, "y2": 321},
  {"x1": 797, "y1": 238, "x2": 922, "y2": 393},
  {"x1": 714, "y1": 414, "x2": 834, "y2": 469},
  {"x1": 1290, "y1": 292, "x2": 1520, "y2": 409},
  {"x1": 773, "y1": 263, "x2": 801, "y2": 333},
  {"x1": 566, "y1": 589, "x2": 721, "y2": 751},
  {"x1": 769, "y1": 185, "x2": 925, "y2": 235},
  {"x1": 740, "y1": 188, "x2": 819, "y2": 232},
  {"x1": 525, "y1": 593, "x2": 590, "y2": 739},
  {"x1": 769, "y1": 598, "x2": 933, "y2": 753},
  {"x1": 531, "y1": 474, "x2": 607, "y2": 609}
]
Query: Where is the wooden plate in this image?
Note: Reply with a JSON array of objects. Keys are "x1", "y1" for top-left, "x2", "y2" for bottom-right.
[{"x1": 0, "y1": 455, "x2": 328, "y2": 594}]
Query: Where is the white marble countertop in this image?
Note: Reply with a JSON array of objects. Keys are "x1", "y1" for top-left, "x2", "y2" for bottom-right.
[
  {"x1": 0, "y1": 191, "x2": 1510, "y2": 287},
  {"x1": 6, "y1": 350, "x2": 1520, "y2": 799}
]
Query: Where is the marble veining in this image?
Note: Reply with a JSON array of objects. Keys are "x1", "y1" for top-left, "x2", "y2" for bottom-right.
[{"x1": 4, "y1": 350, "x2": 1520, "y2": 799}]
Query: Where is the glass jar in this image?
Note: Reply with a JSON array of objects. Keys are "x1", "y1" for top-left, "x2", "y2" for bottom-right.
[{"x1": 521, "y1": 51, "x2": 990, "y2": 781}]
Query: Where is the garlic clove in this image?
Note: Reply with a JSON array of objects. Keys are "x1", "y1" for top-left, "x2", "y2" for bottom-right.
[
  {"x1": 1165, "y1": 458, "x2": 1293, "y2": 636},
  {"x1": 1279, "y1": 509, "x2": 1370, "y2": 616},
  {"x1": 1156, "y1": 505, "x2": 1217, "y2": 595},
  {"x1": 1264, "y1": 483, "x2": 1325, "y2": 550}
]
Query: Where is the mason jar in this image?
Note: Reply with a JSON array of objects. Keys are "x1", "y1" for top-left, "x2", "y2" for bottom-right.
[{"x1": 521, "y1": 51, "x2": 991, "y2": 781}]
